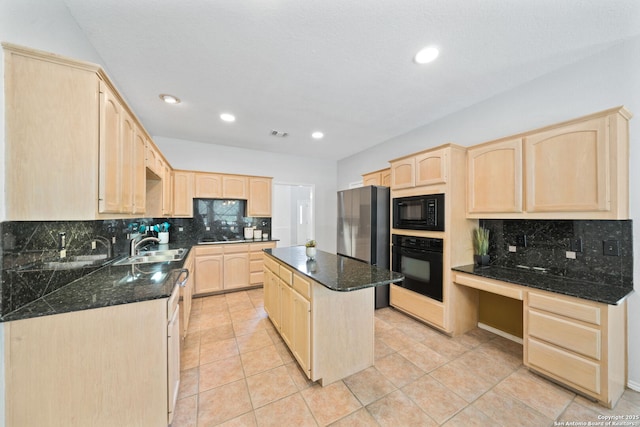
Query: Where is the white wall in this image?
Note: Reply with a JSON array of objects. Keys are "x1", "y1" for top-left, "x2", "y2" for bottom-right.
[
  {"x1": 155, "y1": 137, "x2": 338, "y2": 253},
  {"x1": 338, "y1": 35, "x2": 640, "y2": 389}
]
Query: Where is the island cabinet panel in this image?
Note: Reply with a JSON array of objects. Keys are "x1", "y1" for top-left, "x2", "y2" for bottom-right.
[
  {"x1": 5, "y1": 298, "x2": 169, "y2": 427},
  {"x1": 194, "y1": 173, "x2": 222, "y2": 198},
  {"x1": 263, "y1": 253, "x2": 375, "y2": 385},
  {"x1": 524, "y1": 289, "x2": 627, "y2": 408},
  {"x1": 467, "y1": 138, "x2": 523, "y2": 215}
]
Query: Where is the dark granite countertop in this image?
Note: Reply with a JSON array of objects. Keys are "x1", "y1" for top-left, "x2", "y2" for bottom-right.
[
  {"x1": 265, "y1": 246, "x2": 404, "y2": 292},
  {"x1": 1, "y1": 236, "x2": 281, "y2": 323},
  {"x1": 452, "y1": 264, "x2": 634, "y2": 305},
  {"x1": 1, "y1": 243, "x2": 192, "y2": 323}
]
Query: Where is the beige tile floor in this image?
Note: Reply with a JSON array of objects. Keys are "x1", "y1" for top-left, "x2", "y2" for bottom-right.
[{"x1": 172, "y1": 289, "x2": 640, "y2": 427}]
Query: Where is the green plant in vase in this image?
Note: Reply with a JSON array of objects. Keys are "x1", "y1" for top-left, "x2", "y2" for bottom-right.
[
  {"x1": 305, "y1": 239, "x2": 317, "y2": 260},
  {"x1": 473, "y1": 227, "x2": 490, "y2": 267}
]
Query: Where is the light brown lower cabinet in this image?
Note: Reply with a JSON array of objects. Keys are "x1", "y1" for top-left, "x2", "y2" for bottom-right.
[
  {"x1": 263, "y1": 253, "x2": 374, "y2": 385},
  {"x1": 453, "y1": 271, "x2": 627, "y2": 408},
  {"x1": 525, "y1": 289, "x2": 626, "y2": 408},
  {"x1": 194, "y1": 246, "x2": 224, "y2": 294},
  {"x1": 194, "y1": 242, "x2": 276, "y2": 296},
  {"x1": 4, "y1": 293, "x2": 177, "y2": 426}
]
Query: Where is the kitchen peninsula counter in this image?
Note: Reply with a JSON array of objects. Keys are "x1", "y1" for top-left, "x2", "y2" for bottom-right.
[{"x1": 263, "y1": 246, "x2": 403, "y2": 385}]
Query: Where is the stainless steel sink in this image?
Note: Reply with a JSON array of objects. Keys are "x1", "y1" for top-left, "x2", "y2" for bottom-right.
[
  {"x1": 19, "y1": 254, "x2": 111, "y2": 271},
  {"x1": 112, "y1": 248, "x2": 187, "y2": 266}
]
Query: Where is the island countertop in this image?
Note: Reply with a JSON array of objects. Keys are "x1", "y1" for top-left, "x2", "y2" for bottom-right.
[{"x1": 264, "y1": 246, "x2": 404, "y2": 292}]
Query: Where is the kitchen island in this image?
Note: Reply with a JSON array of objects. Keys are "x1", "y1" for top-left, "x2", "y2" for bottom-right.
[{"x1": 263, "y1": 246, "x2": 404, "y2": 385}]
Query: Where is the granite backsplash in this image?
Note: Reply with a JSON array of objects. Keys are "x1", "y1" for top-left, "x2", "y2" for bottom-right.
[
  {"x1": 479, "y1": 219, "x2": 633, "y2": 287},
  {"x1": 1, "y1": 203, "x2": 271, "y2": 317}
]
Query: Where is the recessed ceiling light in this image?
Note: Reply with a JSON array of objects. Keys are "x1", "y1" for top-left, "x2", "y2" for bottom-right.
[
  {"x1": 311, "y1": 131, "x2": 324, "y2": 139},
  {"x1": 159, "y1": 94, "x2": 181, "y2": 104},
  {"x1": 220, "y1": 113, "x2": 236, "y2": 122},
  {"x1": 414, "y1": 46, "x2": 439, "y2": 64}
]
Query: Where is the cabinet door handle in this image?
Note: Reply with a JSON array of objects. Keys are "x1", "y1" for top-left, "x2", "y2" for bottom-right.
[{"x1": 176, "y1": 268, "x2": 189, "y2": 287}]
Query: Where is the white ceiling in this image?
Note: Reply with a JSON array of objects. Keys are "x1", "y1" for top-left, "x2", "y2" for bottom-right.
[{"x1": 62, "y1": 0, "x2": 640, "y2": 161}]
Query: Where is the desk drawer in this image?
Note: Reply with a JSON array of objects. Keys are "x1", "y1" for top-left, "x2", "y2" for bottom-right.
[
  {"x1": 528, "y1": 309, "x2": 601, "y2": 360},
  {"x1": 529, "y1": 292, "x2": 601, "y2": 325}
]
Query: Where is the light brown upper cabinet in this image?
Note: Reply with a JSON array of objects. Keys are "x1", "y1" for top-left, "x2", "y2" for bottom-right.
[
  {"x1": 173, "y1": 171, "x2": 194, "y2": 217},
  {"x1": 467, "y1": 107, "x2": 631, "y2": 219},
  {"x1": 248, "y1": 177, "x2": 272, "y2": 217},
  {"x1": 98, "y1": 74, "x2": 147, "y2": 215},
  {"x1": 467, "y1": 138, "x2": 523, "y2": 215},
  {"x1": 162, "y1": 163, "x2": 173, "y2": 217},
  {"x1": 223, "y1": 175, "x2": 248, "y2": 199},
  {"x1": 362, "y1": 168, "x2": 391, "y2": 187},
  {"x1": 4, "y1": 43, "x2": 155, "y2": 220},
  {"x1": 390, "y1": 146, "x2": 448, "y2": 190},
  {"x1": 390, "y1": 157, "x2": 415, "y2": 189},
  {"x1": 415, "y1": 148, "x2": 448, "y2": 187},
  {"x1": 132, "y1": 127, "x2": 147, "y2": 214},
  {"x1": 194, "y1": 173, "x2": 222, "y2": 198},
  {"x1": 145, "y1": 139, "x2": 163, "y2": 178},
  {"x1": 98, "y1": 80, "x2": 124, "y2": 214},
  {"x1": 525, "y1": 116, "x2": 608, "y2": 213}
]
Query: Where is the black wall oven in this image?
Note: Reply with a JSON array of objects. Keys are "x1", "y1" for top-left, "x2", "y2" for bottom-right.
[
  {"x1": 391, "y1": 234, "x2": 444, "y2": 302},
  {"x1": 392, "y1": 193, "x2": 444, "y2": 231}
]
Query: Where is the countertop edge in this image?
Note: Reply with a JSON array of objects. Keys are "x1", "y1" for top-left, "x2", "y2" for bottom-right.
[
  {"x1": 452, "y1": 264, "x2": 634, "y2": 306},
  {"x1": 264, "y1": 248, "x2": 404, "y2": 292}
]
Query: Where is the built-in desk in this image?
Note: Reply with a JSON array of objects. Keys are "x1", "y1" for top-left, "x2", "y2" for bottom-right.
[{"x1": 452, "y1": 266, "x2": 630, "y2": 408}]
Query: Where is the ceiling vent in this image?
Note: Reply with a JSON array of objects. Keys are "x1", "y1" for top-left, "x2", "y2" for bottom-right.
[{"x1": 271, "y1": 130, "x2": 289, "y2": 137}]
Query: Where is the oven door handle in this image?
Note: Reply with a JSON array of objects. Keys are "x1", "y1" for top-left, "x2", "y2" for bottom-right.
[{"x1": 399, "y1": 248, "x2": 439, "y2": 257}]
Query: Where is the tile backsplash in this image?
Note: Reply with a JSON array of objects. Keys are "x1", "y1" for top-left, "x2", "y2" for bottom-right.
[
  {"x1": 480, "y1": 219, "x2": 633, "y2": 287},
  {"x1": 1, "y1": 201, "x2": 272, "y2": 317}
]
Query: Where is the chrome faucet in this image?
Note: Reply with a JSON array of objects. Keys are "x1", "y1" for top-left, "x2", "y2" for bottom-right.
[
  {"x1": 130, "y1": 236, "x2": 161, "y2": 256},
  {"x1": 92, "y1": 236, "x2": 113, "y2": 258}
]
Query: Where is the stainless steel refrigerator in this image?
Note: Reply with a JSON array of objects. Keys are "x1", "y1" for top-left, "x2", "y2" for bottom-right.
[{"x1": 337, "y1": 185, "x2": 390, "y2": 308}]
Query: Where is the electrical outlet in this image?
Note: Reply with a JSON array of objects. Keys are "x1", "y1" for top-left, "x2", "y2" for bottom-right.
[
  {"x1": 91, "y1": 241, "x2": 97, "y2": 250},
  {"x1": 179, "y1": 226, "x2": 184, "y2": 232},
  {"x1": 59, "y1": 249, "x2": 66, "y2": 259},
  {"x1": 112, "y1": 236, "x2": 117, "y2": 244},
  {"x1": 516, "y1": 234, "x2": 527, "y2": 247},
  {"x1": 603, "y1": 240, "x2": 620, "y2": 256},
  {"x1": 569, "y1": 238, "x2": 583, "y2": 252},
  {"x1": 508, "y1": 245, "x2": 517, "y2": 253},
  {"x1": 566, "y1": 251, "x2": 577, "y2": 259}
]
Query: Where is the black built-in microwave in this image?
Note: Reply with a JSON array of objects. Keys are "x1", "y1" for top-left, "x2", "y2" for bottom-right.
[{"x1": 392, "y1": 193, "x2": 445, "y2": 231}]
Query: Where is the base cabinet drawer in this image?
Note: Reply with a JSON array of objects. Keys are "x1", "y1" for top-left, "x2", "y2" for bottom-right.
[
  {"x1": 528, "y1": 309, "x2": 601, "y2": 360},
  {"x1": 527, "y1": 338, "x2": 601, "y2": 394},
  {"x1": 390, "y1": 284, "x2": 444, "y2": 329}
]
